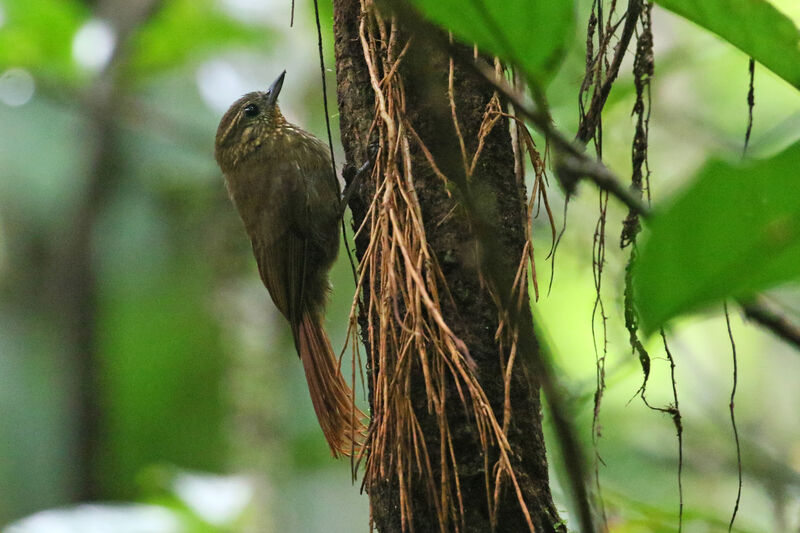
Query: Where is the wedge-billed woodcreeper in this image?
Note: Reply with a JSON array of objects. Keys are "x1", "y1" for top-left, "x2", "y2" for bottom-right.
[{"x1": 214, "y1": 71, "x2": 365, "y2": 457}]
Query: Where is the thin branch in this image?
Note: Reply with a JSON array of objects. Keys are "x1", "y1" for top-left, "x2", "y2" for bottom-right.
[
  {"x1": 556, "y1": 152, "x2": 650, "y2": 217},
  {"x1": 740, "y1": 299, "x2": 800, "y2": 348}
]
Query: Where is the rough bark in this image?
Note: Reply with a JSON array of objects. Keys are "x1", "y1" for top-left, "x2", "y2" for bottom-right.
[{"x1": 333, "y1": 2, "x2": 564, "y2": 532}]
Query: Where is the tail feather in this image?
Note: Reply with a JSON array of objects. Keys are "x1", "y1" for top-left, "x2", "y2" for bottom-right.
[{"x1": 294, "y1": 310, "x2": 367, "y2": 457}]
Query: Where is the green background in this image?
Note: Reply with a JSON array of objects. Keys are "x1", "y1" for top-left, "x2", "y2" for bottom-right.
[{"x1": 1, "y1": 0, "x2": 799, "y2": 531}]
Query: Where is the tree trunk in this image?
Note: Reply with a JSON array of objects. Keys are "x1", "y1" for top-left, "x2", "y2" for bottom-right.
[{"x1": 333, "y1": 2, "x2": 564, "y2": 532}]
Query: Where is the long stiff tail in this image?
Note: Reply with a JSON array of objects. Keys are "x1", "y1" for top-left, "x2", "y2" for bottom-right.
[{"x1": 293, "y1": 310, "x2": 367, "y2": 457}]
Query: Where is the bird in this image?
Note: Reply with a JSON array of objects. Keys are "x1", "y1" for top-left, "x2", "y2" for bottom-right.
[{"x1": 214, "y1": 71, "x2": 366, "y2": 457}]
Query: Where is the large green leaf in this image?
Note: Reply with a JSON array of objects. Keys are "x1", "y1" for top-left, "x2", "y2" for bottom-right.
[
  {"x1": 634, "y1": 140, "x2": 800, "y2": 333},
  {"x1": 653, "y1": 0, "x2": 800, "y2": 90},
  {"x1": 408, "y1": 0, "x2": 575, "y2": 84}
]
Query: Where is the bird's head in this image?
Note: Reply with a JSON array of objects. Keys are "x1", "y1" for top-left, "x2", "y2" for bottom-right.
[{"x1": 214, "y1": 70, "x2": 287, "y2": 169}]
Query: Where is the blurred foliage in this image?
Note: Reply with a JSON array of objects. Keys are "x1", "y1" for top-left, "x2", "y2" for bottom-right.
[
  {"x1": 97, "y1": 254, "x2": 226, "y2": 497},
  {"x1": 1, "y1": 0, "x2": 800, "y2": 532},
  {"x1": 0, "y1": 0, "x2": 366, "y2": 529},
  {"x1": 0, "y1": 0, "x2": 86, "y2": 80},
  {"x1": 127, "y1": 0, "x2": 264, "y2": 77}
]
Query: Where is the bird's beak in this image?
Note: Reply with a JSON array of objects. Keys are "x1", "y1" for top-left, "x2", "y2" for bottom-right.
[{"x1": 266, "y1": 70, "x2": 286, "y2": 106}]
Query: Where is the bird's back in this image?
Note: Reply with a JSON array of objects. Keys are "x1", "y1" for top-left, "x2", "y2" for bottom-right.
[{"x1": 223, "y1": 119, "x2": 340, "y2": 320}]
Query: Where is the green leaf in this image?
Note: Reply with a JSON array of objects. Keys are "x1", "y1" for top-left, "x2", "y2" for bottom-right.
[
  {"x1": 408, "y1": 0, "x2": 575, "y2": 84},
  {"x1": 634, "y1": 140, "x2": 800, "y2": 334},
  {"x1": 653, "y1": 0, "x2": 800, "y2": 90}
]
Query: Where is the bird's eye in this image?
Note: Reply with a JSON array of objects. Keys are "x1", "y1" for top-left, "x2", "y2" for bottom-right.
[{"x1": 243, "y1": 104, "x2": 259, "y2": 117}]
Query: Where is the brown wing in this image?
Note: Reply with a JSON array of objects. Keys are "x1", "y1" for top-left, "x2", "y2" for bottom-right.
[
  {"x1": 251, "y1": 227, "x2": 307, "y2": 327},
  {"x1": 239, "y1": 151, "x2": 313, "y2": 327},
  {"x1": 242, "y1": 130, "x2": 338, "y2": 324}
]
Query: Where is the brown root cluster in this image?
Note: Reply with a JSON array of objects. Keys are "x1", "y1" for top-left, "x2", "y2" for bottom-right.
[{"x1": 340, "y1": 3, "x2": 556, "y2": 532}]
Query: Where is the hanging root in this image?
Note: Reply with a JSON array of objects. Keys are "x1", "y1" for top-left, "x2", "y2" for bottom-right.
[
  {"x1": 342, "y1": 3, "x2": 549, "y2": 531},
  {"x1": 578, "y1": 1, "x2": 618, "y2": 526},
  {"x1": 620, "y1": 3, "x2": 685, "y2": 530}
]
